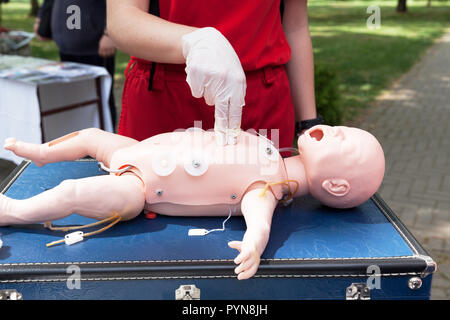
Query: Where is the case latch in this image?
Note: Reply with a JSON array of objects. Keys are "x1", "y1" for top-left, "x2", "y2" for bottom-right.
[
  {"x1": 175, "y1": 284, "x2": 201, "y2": 300},
  {"x1": 0, "y1": 289, "x2": 23, "y2": 300},
  {"x1": 346, "y1": 283, "x2": 370, "y2": 300}
]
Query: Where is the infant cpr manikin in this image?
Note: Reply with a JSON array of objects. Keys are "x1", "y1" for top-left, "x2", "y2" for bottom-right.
[{"x1": 1, "y1": 126, "x2": 385, "y2": 280}]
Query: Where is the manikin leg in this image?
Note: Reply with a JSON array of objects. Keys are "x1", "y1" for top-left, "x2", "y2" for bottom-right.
[
  {"x1": 0, "y1": 173, "x2": 145, "y2": 226},
  {"x1": 4, "y1": 128, "x2": 138, "y2": 167},
  {"x1": 228, "y1": 188, "x2": 278, "y2": 280}
]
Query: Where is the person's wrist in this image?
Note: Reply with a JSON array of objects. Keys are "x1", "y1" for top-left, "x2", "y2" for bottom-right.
[
  {"x1": 182, "y1": 27, "x2": 223, "y2": 59},
  {"x1": 295, "y1": 115, "x2": 324, "y2": 136}
]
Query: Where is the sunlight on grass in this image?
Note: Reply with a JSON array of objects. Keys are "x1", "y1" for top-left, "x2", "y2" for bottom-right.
[{"x1": 308, "y1": 0, "x2": 450, "y2": 121}]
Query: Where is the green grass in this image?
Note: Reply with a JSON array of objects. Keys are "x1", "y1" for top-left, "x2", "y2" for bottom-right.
[
  {"x1": 1, "y1": 0, "x2": 60, "y2": 60},
  {"x1": 1, "y1": 0, "x2": 450, "y2": 122},
  {"x1": 308, "y1": 0, "x2": 450, "y2": 121}
]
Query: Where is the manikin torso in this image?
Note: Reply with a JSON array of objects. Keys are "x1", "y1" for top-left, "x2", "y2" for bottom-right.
[{"x1": 109, "y1": 130, "x2": 288, "y2": 216}]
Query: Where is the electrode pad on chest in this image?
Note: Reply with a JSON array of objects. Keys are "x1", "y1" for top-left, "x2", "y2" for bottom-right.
[
  {"x1": 183, "y1": 151, "x2": 209, "y2": 176},
  {"x1": 151, "y1": 150, "x2": 177, "y2": 176}
]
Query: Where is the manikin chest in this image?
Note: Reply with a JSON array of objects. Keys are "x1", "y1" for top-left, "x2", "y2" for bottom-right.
[{"x1": 109, "y1": 131, "x2": 287, "y2": 211}]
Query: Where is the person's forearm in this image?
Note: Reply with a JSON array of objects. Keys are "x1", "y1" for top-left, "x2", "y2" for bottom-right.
[
  {"x1": 285, "y1": 29, "x2": 317, "y2": 121},
  {"x1": 106, "y1": 0, "x2": 197, "y2": 63},
  {"x1": 283, "y1": 0, "x2": 317, "y2": 122}
]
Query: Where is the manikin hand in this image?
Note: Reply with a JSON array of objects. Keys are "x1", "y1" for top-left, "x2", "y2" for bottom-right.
[
  {"x1": 228, "y1": 188, "x2": 276, "y2": 280},
  {"x1": 182, "y1": 27, "x2": 246, "y2": 146},
  {"x1": 228, "y1": 239, "x2": 261, "y2": 280}
]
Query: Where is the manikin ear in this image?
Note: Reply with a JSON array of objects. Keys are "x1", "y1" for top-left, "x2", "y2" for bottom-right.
[{"x1": 322, "y1": 179, "x2": 351, "y2": 197}]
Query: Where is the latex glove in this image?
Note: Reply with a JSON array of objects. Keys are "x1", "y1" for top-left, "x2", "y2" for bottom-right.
[{"x1": 182, "y1": 27, "x2": 246, "y2": 145}]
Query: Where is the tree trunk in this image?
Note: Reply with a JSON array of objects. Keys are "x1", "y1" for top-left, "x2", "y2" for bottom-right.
[
  {"x1": 427, "y1": 0, "x2": 431, "y2": 7},
  {"x1": 396, "y1": 0, "x2": 408, "y2": 12},
  {"x1": 30, "y1": 0, "x2": 39, "y2": 17}
]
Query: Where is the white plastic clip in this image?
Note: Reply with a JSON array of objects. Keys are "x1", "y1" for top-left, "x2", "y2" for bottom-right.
[
  {"x1": 188, "y1": 229, "x2": 209, "y2": 236},
  {"x1": 187, "y1": 207, "x2": 234, "y2": 237},
  {"x1": 64, "y1": 231, "x2": 84, "y2": 245}
]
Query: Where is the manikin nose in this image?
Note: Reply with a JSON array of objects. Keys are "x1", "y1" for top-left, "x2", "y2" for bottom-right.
[{"x1": 309, "y1": 127, "x2": 324, "y2": 141}]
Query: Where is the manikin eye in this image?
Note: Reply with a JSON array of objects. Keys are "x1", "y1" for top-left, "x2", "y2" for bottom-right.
[{"x1": 309, "y1": 128, "x2": 324, "y2": 141}]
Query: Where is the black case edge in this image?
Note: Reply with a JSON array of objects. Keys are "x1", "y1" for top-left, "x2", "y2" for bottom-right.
[
  {"x1": 371, "y1": 193, "x2": 436, "y2": 276},
  {"x1": 0, "y1": 160, "x2": 30, "y2": 195}
]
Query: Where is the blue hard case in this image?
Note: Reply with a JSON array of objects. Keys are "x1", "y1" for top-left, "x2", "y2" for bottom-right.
[{"x1": 0, "y1": 160, "x2": 436, "y2": 300}]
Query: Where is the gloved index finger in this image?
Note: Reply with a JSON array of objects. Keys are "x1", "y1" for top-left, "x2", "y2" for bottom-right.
[
  {"x1": 214, "y1": 97, "x2": 229, "y2": 146},
  {"x1": 226, "y1": 91, "x2": 245, "y2": 144},
  {"x1": 226, "y1": 108, "x2": 243, "y2": 145}
]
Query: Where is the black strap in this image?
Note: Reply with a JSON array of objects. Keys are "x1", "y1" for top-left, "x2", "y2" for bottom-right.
[
  {"x1": 295, "y1": 115, "x2": 324, "y2": 136},
  {"x1": 148, "y1": 0, "x2": 160, "y2": 91},
  {"x1": 149, "y1": 0, "x2": 160, "y2": 16},
  {"x1": 37, "y1": 0, "x2": 54, "y2": 39},
  {"x1": 280, "y1": 0, "x2": 284, "y2": 19}
]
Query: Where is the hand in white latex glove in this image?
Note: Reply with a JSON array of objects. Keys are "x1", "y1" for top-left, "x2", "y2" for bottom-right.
[{"x1": 182, "y1": 27, "x2": 246, "y2": 145}]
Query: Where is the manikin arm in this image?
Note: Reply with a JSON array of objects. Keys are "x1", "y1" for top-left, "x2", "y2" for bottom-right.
[{"x1": 229, "y1": 188, "x2": 278, "y2": 280}]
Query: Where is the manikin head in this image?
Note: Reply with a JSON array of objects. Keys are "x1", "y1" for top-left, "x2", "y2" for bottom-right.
[{"x1": 297, "y1": 125, "x2": 385, "y2": 208}]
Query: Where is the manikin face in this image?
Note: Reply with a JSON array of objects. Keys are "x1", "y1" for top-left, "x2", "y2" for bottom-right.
[{"x1": 298, "y1": 125, "x2": 385, "y2": 208}]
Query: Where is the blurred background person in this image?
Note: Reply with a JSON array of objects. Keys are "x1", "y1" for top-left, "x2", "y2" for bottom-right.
[{"x1": 34, "y1": 0, "x2": 117, "y2": 130}]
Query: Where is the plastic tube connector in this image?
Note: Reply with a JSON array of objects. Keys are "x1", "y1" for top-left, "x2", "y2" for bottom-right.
[{"x1": 64, "y1": 231, "x2": 84, "y2": 245}]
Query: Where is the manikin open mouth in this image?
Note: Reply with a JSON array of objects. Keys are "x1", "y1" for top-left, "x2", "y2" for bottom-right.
[{"x1": 309, "y1": 127, "x2": 324, "y2": 141}]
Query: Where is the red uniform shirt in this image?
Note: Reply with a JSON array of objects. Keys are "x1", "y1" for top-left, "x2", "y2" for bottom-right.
[
  {"x1": 160, "y1": 0, "x2": 291, "y2": 71},
  {"x1": 119, "y1": 0, "x2": 295, "y2": 150}
]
